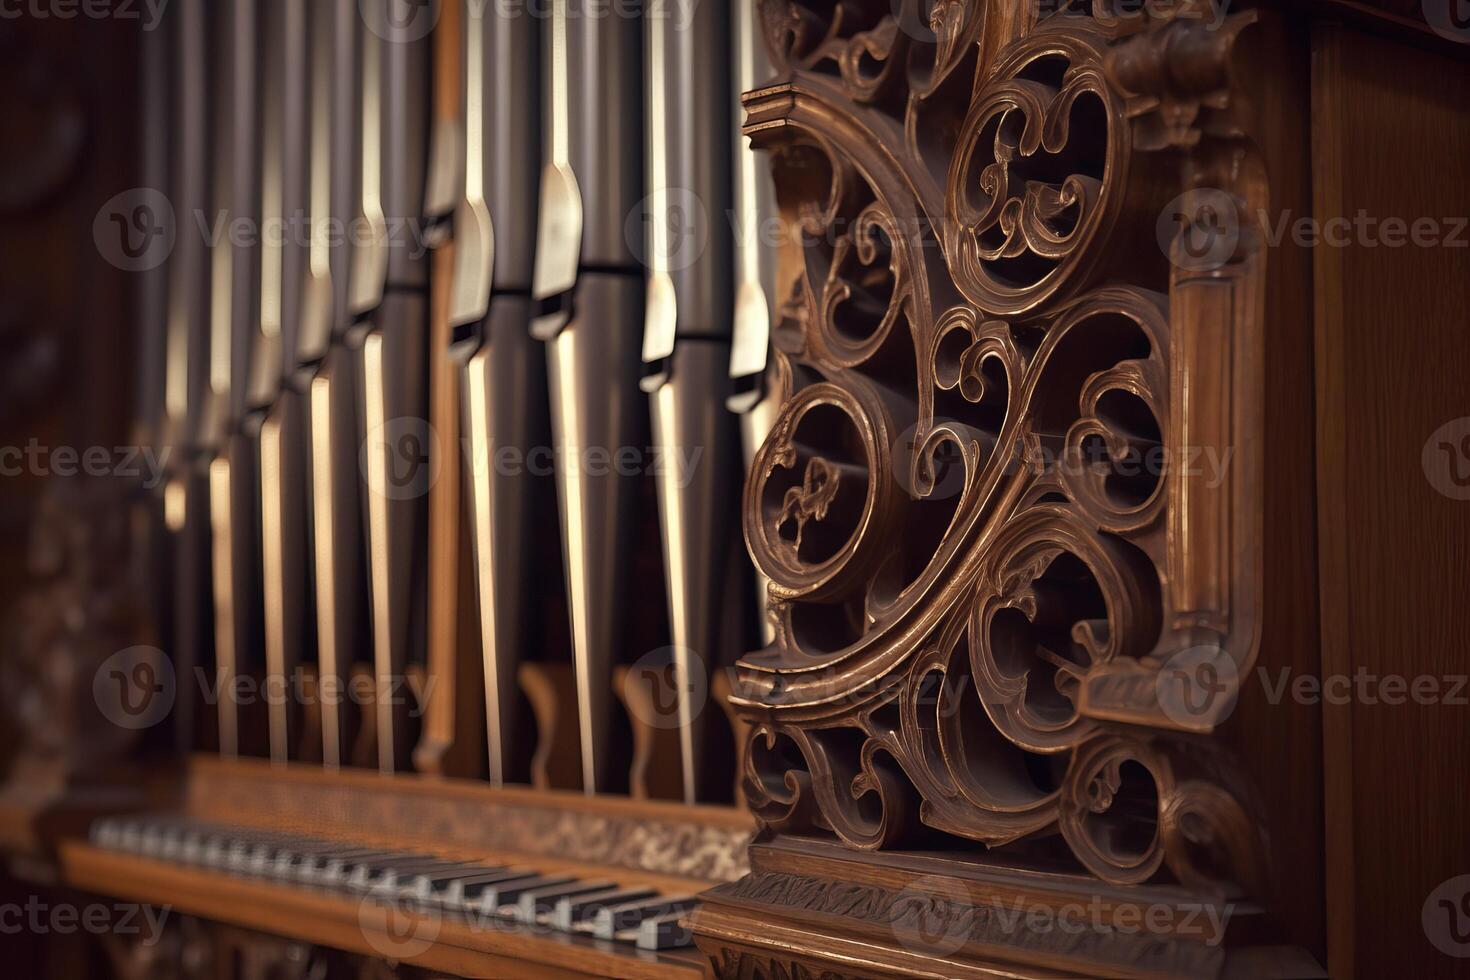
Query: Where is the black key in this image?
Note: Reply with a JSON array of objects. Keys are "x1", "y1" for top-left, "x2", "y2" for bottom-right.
[
  {"x1": 319, "y1": 850, "x2": 412, "y2": 887},
  {"x1": 299, "y1": 848, "x2": 398, "y2": 886},
  {"x1": 552, "y1": 887, "x2": 658, "y2": 932},
  {"x1": 466, "y1": 875, "x2": 577, "y2": 917},
  {"x1": 442, "y1": 870, "x2": 542, "y2": 910},
  {"x1": 280, "y1": 841, "x2": 374, "y2": 878},
  {"x1": 397, "y1": 864, "x2": 509, "y2": 905},
  {"x1": 634, "y1": 910, "x2": 694, "y2": 950},
  {"x1": 346, "y1": 857, "x2": 459, "y2": 894},
  {"x1": 511, "y1": 880, "x2": 616, "y2": 924},
  {"x1": 593, "y1": 896, "x2": 699, "y2": 942}
]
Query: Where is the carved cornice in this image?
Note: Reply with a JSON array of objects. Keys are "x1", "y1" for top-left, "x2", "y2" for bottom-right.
[{"x1": 732, "y1": 0, "x2": 1268, "y2": 898}]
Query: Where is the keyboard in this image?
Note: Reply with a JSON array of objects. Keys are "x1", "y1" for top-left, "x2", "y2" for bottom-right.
[{"x1": 89, "y1": 813, "x2": 699, "y2": 951}]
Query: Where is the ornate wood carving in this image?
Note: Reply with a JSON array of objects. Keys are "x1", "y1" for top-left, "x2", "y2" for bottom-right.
[{"x1": 732, "y1": 0, "x2": 1268, "y2": 910}]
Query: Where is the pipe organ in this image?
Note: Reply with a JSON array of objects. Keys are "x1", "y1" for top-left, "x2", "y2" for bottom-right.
[{"x1": 3, "y1": 0, "x2": 1470, "y2": 978}]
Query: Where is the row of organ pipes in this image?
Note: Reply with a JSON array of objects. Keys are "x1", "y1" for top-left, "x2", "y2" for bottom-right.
[{"x1": 136, "y1": 0, "x2": 784, "y2": 804}]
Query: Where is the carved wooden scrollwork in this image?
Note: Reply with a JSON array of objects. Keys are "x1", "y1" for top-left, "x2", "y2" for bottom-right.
[{"x1": 736, "y1": 0, "x2": 1267, "y2": 895}]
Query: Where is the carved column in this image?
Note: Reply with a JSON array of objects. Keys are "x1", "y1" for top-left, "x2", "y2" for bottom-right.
[{"x1": 694, "y1": 2, "x2": 1311, "y2": 976}]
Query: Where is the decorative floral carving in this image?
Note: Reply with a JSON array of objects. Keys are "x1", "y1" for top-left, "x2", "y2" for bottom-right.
[{"x1": 735, "y1": 0, "x2": 1267, "y2": 896}]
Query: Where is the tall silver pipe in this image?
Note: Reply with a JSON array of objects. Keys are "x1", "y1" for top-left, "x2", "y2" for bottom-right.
[
  {"x1": 351, "y1": 0, "x2": 432, "y2": 774},
  {"x1": 641, "y1": 0, "x2": 742, "y2": 802},
  {"x1": 447, "y1": 0, "x2": 548, "y2": 785},
  {"x1": 531, "y1": 0, "x2": 646, "y2": 794},
  {"x1": 205, "y1": 0, "x2": 264, "y2": 758},
  {"x1": 295, "y1": 0, "x2": 368, "y2": 769},
  {"x1": 251, "y1": 0, "x2": 314, "y2": 765},
  {"x1": 728, "y1": 0, "x2": 783, "y2": 646}
]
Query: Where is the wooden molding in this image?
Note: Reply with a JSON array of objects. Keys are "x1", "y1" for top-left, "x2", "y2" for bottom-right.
[{"x1": 183, "y1": 756, "x2": 753, "y2": 886}]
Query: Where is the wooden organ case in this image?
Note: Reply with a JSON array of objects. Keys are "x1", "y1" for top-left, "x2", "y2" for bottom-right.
[{"x1": 2, "y1": 0, "x2": 1469, "y2": 978}]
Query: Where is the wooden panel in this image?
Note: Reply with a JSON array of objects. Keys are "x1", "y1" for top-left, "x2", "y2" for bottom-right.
[
  {"x1": 1312, "y1": 23, "x2": 1470, "y2": 979},
  {"x1": 1227, "y1": 7, "x2": 1327, "y2": 962}
]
